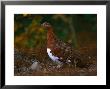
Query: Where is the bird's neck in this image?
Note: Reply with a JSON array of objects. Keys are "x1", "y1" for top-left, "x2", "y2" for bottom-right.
[{"x1": 47, "y1": 28, "x2": 56, "y2": 48}]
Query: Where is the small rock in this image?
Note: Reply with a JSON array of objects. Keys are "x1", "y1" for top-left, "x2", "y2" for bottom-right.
[{"x1": 30, "y1": 61, "x2": 40, "y2": 71}]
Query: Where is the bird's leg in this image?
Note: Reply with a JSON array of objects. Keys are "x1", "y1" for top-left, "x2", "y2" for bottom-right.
[{"x1": 74, "y1": 58, "x2": 78, "y2": 69}]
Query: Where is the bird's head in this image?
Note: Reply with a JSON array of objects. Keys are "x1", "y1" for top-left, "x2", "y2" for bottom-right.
[{"x1": 41, "y1": 22, "x2": 52, "y2": 30}]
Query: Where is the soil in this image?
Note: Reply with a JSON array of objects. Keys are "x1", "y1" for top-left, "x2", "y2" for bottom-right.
[{"x1": 14, "y1": 44, "x2": 97, "y2": 76}]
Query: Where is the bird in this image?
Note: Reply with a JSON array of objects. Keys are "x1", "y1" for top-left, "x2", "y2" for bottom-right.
[{"x1": 41, "y1": 22, "x2": 90, "y2": 68}]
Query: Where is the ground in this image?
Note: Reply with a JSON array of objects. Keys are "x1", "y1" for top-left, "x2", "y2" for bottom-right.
[{"x1": 14, "y1": 41, "x2": 97, "y2": 76}]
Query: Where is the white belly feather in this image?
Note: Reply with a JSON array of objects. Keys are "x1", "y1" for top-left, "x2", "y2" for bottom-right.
[{"x1": 47, "y1": 48, "x2": 61, "y2": 64}]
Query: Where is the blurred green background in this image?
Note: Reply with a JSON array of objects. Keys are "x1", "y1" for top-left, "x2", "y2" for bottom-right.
[{"x1": 14, "y1": 14, "x2": 97, "y2": 49}]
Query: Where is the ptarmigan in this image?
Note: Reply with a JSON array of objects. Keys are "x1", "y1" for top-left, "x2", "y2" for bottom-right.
[{"x1": 42, "y1": 22, "x2": 91, "y2": 68}]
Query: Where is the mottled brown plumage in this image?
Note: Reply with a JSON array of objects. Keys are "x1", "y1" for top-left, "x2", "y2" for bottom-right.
[{"x1": 42, "y1": 22, "x2": 90, "y2": 68}]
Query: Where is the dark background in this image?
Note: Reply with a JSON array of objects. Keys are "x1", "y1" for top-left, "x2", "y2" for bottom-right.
[{"x1": 14, "y1": 14, "x2": 97, "y2": 49}]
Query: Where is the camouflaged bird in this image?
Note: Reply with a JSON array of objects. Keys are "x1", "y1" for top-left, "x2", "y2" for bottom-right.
[{"x1": 42, "y1": 22, "x2": 91, "y2": 68}]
